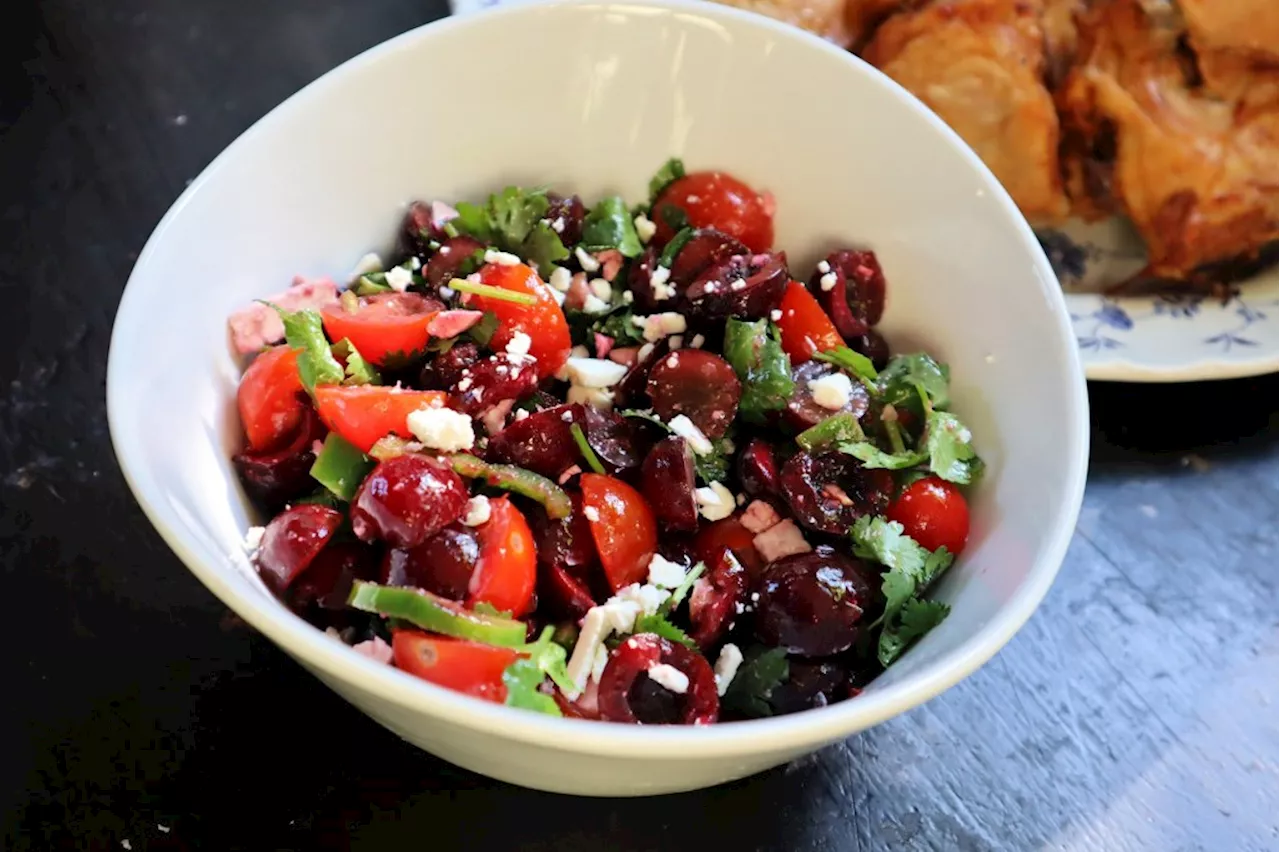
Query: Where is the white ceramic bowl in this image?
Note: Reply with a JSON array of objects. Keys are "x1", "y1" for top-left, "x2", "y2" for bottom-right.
[{"x1": 107, "y1": 0, "x2": 1089, "y2": 796}]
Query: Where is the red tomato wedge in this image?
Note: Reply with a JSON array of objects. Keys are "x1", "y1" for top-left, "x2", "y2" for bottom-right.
[
  {"x1": 580, "y1": 473, "x2": 658, "y2": 592},
  {"x1": 652, "y1": 171, "x2": 774, "y2": 253},
  {"x1": 472, "y1": 263, "x2": 571, "y2": 379},
  {"x1": 466, "y1": 497, "x2": 537, "y2": 617},
  {"x1": 888, "y1": 475, "x2": 971, "y2": 555},
  {"x1": 391, "y1": 631, "x2": 519, "y2": 703},
  {"x1": 237, "y1": 345, "x2": 305, "y2": 452},
  {"x1": 776, "y1": 280, "x2": 844, "y2": 363},
  {"x1": 313, "y1": 385, "x2": 447, "y2": 453},
  {"x1": 321, "y1": 292, "x2": 441, "y2": 368}
]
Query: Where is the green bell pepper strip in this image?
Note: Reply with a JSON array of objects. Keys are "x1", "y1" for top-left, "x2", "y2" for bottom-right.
[
  {"x1": 449, "y1": 454, "x2": 573, "y2": 520},
  {"x1": 347, "y1": 582, "x2": 528, "y2": 647},
  {"x1": 310, "y1": 432, "x2": 373, "y2": 500},
  {"x1": 795, "y1": 412, "x2": 866, "y2": 452}
]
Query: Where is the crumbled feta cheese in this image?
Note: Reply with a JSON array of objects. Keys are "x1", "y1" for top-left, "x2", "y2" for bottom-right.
[
  {"x1": 406, "y1": 406, "x2": 475, "y2": 452},
  {"x1": 649, "y1": 265, "x2": 676, "y2": 301},
  {"x1": 549, "y1": 266, "x2": 573, "y2": 292},
  {"x1": 564, "y1": 357, "x2": 628, "y2": 388},
  {"x1": 561, "y1": 409, "x2": 576, "y2": 422},
  {"x1": 575, "y1": 247, "x2": 601, "y2": 272},
  {"x1": 647, "y1": 663, "x2": 690, "y2": 694},
  {"x1": 551, "y1": 217, "x2": 565, "y2": 234},
  {"x1": 571, "y1": 344, "x2": 591, "y2": 359},
  {"x1": 647, "y1": 553, "x2": 687, "y2": 588},
  {"x1": 462, "y1": 495, "x2": 491, "y2": 527},
  {"x1": 565, "y1": 607, "x2": 609, "y2": 692},
  {"x1": 621, "y1": 290, "x2": 634, "y2": 304},
  {"x1": 637, "y1": 343, "x2": 655, "y2": 362},
  {"x1": 409, "y1": 256, "x2": 422, "y2": 271},
  {"x1": 243, "y1": 526, "x2": 266, "y2": 553},
  {"x1": 819, "y1": 271, "x2": 838, "y2": 291},
  {"x1": 808, "y1": 372, "x2": 854, "y2": 410},
  {"x1": 439, "y1": 286, "x2": 455, "y2": 300},
  {"x1": 484, "y1": 249, "x2": 522, "y2": 266},
  {"x1": 713, "y1": 643, "x2": 744, "y2": 696},
  {"x1": 729, "y1": 279, "x2": 745, "y2": 291},
  {"x1": 505, "y1": 331, "x2": 533, "y2": 359},
  {"x1": 589, "y1": 278, "x2": 613, "y2": 301},
  {"x1": 770, "y1": 309, "x2": 783, "y2": 321},
  {"x1": 547, "y1": 286, "x2": 566, "y2": 306},
  {"x1": 695, "y1": 481, "x2": 736, "y2": 521},
  {"x1": 668, "y1": 414, "x2": 713, "y2": 455},
  {"x1": 668, "y1": 335, "x2": 683, "y2": 350},
  {"x1": 514, "y1": 408, "x2": 530, "y2": 421},
  {"x1": 385, "y1": 266, "x2": 413, "y2": 292},
  {"x1": 634, "y1": 213, "x2": 657, "y2": 243},
  {"x1": 690, "y1": 334, "x2": 705, "y2": 349},
  {"x1": 817, "y1": 260, "x2": 831, "y2": 274},
  {"x1": 665, "y1": 354, "x2": 680, "y2": 368},
  {"x1": 583, "y1": 505, "x2": 600, "y2": 522},
  {"x1": 349, "y1": 252, "x2": 383, "y2": 280},
  {"x1": 632, "y1": 312, "x2": 688, "y2": 343},
  {"x1": 614, "y1": 582, "x2": 668, "y2": 615},
  {"x1": 566, "y1": 384, "x2": 615, "y2": 410},
  {"x1": 590, "y1": 644, "x2": 610, "y2": 683},
  {"x1": 582, "y1": 294, "x2": 610, "y2": 314}
]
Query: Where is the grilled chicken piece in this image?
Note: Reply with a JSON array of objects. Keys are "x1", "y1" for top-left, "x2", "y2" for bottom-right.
[
  {"x1": 1058, "y1": 0, "x2": 1278, "y2": 282},
  {"x1": 861, "y1": 0, "x2": 1071, "y2": 226}
]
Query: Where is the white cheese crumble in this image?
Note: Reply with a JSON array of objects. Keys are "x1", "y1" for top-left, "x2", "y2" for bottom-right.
[
  {"x1": 589, "y1": 278, "x2": 613, "y2": 302},
  {"x1": 590, "y1": 644, "x2": 610, "y2": 683},
  {"x1": 406, "y1": 406, "x2": 475, "y2": 452},
  {"x1": 349, "y1": 252, "x2": 383, "y2": 281},
  {"x1": 631, "y1": 312, "x2": 688, "y2": 343},
  {"x1": 551, "y1": 217, "x2": 565, "y2": 234},
  {"x1": 243, "y1": 526, "x2": 266, "y2": 553},
  {"x1": 647, "y1": 553, "x2": 688, "y2": 589},
  {"x1": 462, "y1": 495, "x2": 491, "y2": 527},
  {"x1": 649, "y1": 265, "x2": 676, "y2": 301},
  {"x1": 770, "y1": 309, "x2": 783, "y2": 321},
  {"x1": 621, "y1": 290, "x2": 634, "y2": 304},
  {"x1": 808, "y1": 372, "x2": 854, "y2": 410},
  {"x1": 819, "y1": 271, "x2": 838, "y2": 291},
  {"x1": 695, "y1": 481, "x2": 736, "y2": 521},
  {"x1": 583, "y1": 505, "x2": 601, "y2": 522},
  {"x1": 505, "y1": 331, "x2": 533, "y2": 360},
  {"x1": 668, "y1": 414, "x2": 713, "y2": 455},
  {"x1": 713, "y1": 643, "x2": 744, "y2": 696},
  {"x1": 615, "y1": 582, "x2": 668, "y2": 615},
  {"x1": 647, "y1": 663, "x2": 690, "y2": 694},
  {"x1": 817, "y1": 260, "x2": 831, "y2": 274},
  {"x1": 566, "y1": 384, "x2": 615, "y2": 410},
  {"x1": 582, "y1": 294, "x2": 610, "y2": 314},
  {"x1": 575, "y1": 246, "x2": 601, "y2": 272},
  {"x1": 385, "y1": 266, "x2": 413, "y2": 292},
  {"x1": 484, "y1": 249, "x2": 522, "y2": 266},
  {"x1": 564, "y1": 357, "x2": 628, "y2": 388},
  {"x1": 689, "y1": 334, "x2": 705, "y2": 349},
  {"x1": 668, "y1": 335, "x2": 683, "y2": 350},
  {"x1": 634, "y1": 213, "x2": 657, "y2": 243},
  {"x1": 548, "y1": 266, "x2": 573, "y2": 292},
  {"x1": 547, "y1": 286, "x2": 566, "y2": 306}
]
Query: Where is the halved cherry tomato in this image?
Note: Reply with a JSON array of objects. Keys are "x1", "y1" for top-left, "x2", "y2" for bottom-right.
[
  {"x1": 391, "y1": 631, "x2": 519, "y2": 703},
  {"x1": 473, "y1": 263, "x2": 571, "y2": 379},
  {"x1": 776, "y1": 280, "x2": 844, "y2": 363},
  {"x1": 694, "y1": 515, "x2": 764, "y2": 582},
  {"x1": 321, "y1": 292, "x2": 441, "y2": 368},
  {"x1": 887, "y1": 475, "x2": 971, "y2": 555},
  {"x1": 580, "y1": 473, "x2": 657, "y2": 592},
  {"x1": 466, "y1": 497, "x2": 537, "y2": 617},
  {"x1": 652, "y1": 171, "x2": 774, "y2": 253},
  {"x1": 237, "y1": 345, "x2": 305, "y2": 452},
  {"x1": 313, "y1": 385, "x2": 447, "y2": 453}
]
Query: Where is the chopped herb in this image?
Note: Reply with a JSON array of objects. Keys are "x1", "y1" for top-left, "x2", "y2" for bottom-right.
[
  {"x1": 648, "y1": 157, "x2": 686, "y2": 201},
  {"x1": 694, "y1": 435, "x2": 734, "y2": 485},
  {"x1": 451, "y1": 186, "x2": 569, "y2": 277},
  {"x1": 723, "y1": 318, "x2": 794, "y2": 423},
  {"x1": 265, "y1": 304, "x2": 343, "y2": 394},
  {"x1": 722, "y1": 646, "x2": 790, "y2": 718},
  {"x1": 877, "y1": 353, "x2": 950, "y2": 412},
  {"x1": 878, "y1": 598, "x2": 950, "y2": 666},
  {"x1": 923, "y1": 411, "x2": 984, "y2": 484},
  {"x1": 633, "y1": 612, "x2": 696, "y2": 648},
  {"x1": 447, "y1": 278, "x2": 538, "y2": 305},
  {"x1": 569, "y1": 423, "x2": 607, "y2": 475},
  {"x1": 579, "y1": 196, "x2": 642, "y2": 258},
  {"x1": 839, "y1": 441, "x2": 926, "y2": 470},
  {"x1": 333, "y1": 338, "x2": 381, "y2": 386},
  {"x1": 797, "y1": 412, "x2": 865, "y2": 451},
  {"x1": 310, "y1": 432, "x2": 373, "y2": 501},
  {"x1": 468, "y1": 311, "x2": 500, "y2": 346},
  {"x1": 522, "y1": 221, "x2": 572, "y2": 278},
  {"x1": 501, "y1": 658, "x2": 562, "y2": 715},
  {"x1": 568, "y1": 303, "x2": 645, "y2": 347},
  {"x1": 813, "y1": 346, "x2": 878, "y2": 391},
  {"x1": 658, "y1": 226, "x2": 695, "y2": 268},
  {"x1": 659, "y1": 203, "x2": 689, "y2": 232}
]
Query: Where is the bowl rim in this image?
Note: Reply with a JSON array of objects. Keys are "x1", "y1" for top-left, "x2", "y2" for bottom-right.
[{"x1": 107, "y1": 0, "x2": 1089, "y2": 758}]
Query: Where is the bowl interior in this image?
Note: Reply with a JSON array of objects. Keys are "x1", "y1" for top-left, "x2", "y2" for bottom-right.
[{"x1": 108, "y1": 0, "x2": 1087, "y2": 752}]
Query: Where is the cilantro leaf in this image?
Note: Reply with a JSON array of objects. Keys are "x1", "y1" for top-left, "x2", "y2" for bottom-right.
[
  {"x1": 658, "y1": 226, "x2": 694, "y2": 268},
  {"x1": 723, "y1": 318, "x2": 794, "y2": 423},
  {"x1": 878, "y1": 598, "x2": 950, "y2": 666},
  {"x1": 694, "y1": 435, "x2": 734, "y2": 485},
  {"x1": 521, "y1": 220, "x2": 571, "y2": 278},
  {"x1": 797, "y1": 412, "x2": 865, "y2": 452},
  {"x1": 468, "y1": 311, "x2": 500, "y2": 346},
  {"x1": 877, "y1": 353, "x2": 950, "y2": 412},
  {"x1": 633, "y1": 612, "x2": 696, "y2": 648},
  {"x1": 923, "y1": 411, "x2": 984, "y2": 484},
  {"x1": 659, "y1": 204, "x2": 689, "y2": 231},
  {"x1": 574, "y1": 304, "x2": 646, "y2": 347},
  {"x1": 580, "y1": 196, "x2": 642, "y2": 258},
  {"x1": 523, "y1": 626, "x2": 577, "y2": 694},
  {"x1": 648, "y1": 157, "x2": 686, "y2": 201},
  {"x1": 266, "y1": 305, "x2": 343, "y2": 394},
  {"x1": 839, "y1": 441, "x2": 927, "y2": 470},
  {"x1": 333, "y1": 338, "x2": 381, "y2": 386},
  {"x1": 502, "y1": 658, "x2": 563, "y2": 715},
  {"x1": 813, "y1": 346, "x2": 878, "y2": 386},
  {"x1": 722, "y1": 646, "x2": 789, "y2": 718},
  {"x1": 452, "y1": 187, "x2": 569, "y2": 276},
  {"x1": 851, "y1": 515, "x2": 954, "y2": 640}
]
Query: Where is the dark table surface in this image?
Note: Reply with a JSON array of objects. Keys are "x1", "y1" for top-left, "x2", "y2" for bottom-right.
[{"x1": 3, "y1": 1, "x2": 1277, "y2": 849}]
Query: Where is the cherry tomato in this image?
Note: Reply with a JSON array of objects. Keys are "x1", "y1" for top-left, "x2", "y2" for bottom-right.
[
  {"x1": 237, "y1": 345, "x2": 305, "y2": 452},
  {"x1": 466, "y1": 497, "x2": 537, "y2": 617},
  {"x1": 313, "y1": 385, "x2": 448, "y2": 453},
  {"x1": 775, "y1": 280, "x2": 844, "y2": 363},
  {"x1": 887, "y1": 476, "x2": 971, "y2": 554},
  {"x1": 652, "y1": 171, "x2": 774, "y2": 253},
  {"x1": 321, "y1": 292, "x2": 441, "y2": 368},
  {"x1": 694, "y1": 515, "x2": 764, "y2": 582},
  {"x1": 473, "y1": 263, "x2": 571, "y2": 379},
  {"x1": 391, "y1": 631, "x2": 519, "y2": 703},
  {"x1": 580, "y1": 473, "x2": 657, "y2": 592}
]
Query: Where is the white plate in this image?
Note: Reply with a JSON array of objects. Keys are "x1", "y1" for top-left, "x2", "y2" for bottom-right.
[{"x1": 448, "y1": 0, "x2": 1280, "y2": 384}]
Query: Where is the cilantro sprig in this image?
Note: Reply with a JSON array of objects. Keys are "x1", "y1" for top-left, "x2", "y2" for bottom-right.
[
  {"x1": 722, "y1": 646, "x2": 789, "y2": 718},
  {"x1": 451, "y1": 186, "x2": 569, "y2": 277},
  {"x1": 266, "y1": 304, "x2": 343, "y2": 395},
  {"x1": 723, "y1": 318, "x2": 794, "y2": 423},
  {"x1": 648, "y1": 157, "x2": 686, "y2": 201},
  {"x1": 502, "y1": 626, "x2": 577, "y2": 716},
  {"x1": 579, "y1": 196, "x2": 642, "y2": 258}
]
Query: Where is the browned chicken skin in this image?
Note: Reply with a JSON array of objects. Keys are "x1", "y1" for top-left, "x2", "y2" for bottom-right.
[{"x1": 1058, "y1": 0, "x2": 1278, "y2": 282}]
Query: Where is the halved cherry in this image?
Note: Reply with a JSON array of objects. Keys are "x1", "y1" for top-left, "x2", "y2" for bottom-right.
[
  {"x1": 646, "y1": 350, "x2": 741, "y2": 438},
  {"x1": 237, "y1": 345, "x2": 305, "y2": 452},
  {"x1": 472, "y1": 263, "x2": 571, "y2": 379},
  {"x1": 466, "y1": 497, "x2": 537, "y2": 617},
  {"x1": 312, "y1": 385, "x2": 447, "y2": 453},
  {"x1": 597, "y1": 634, "x2": 720, "y2": 725},
  {"x1": 255, "y1": 504, "x2": 345, "y2": 593},
  {"x1": 321, "y1": 292, "x2": 443, "y2": 368},
  {"x1": 580, "y1": 473, "x2": 657, "y2": 592},
  {"x1": 775, "y1": 280, "x2": 843, "y2": 363},
  {"x1": 391, "y1": 631, "x2": 520, "y2": 703},
  {"x1": 652, "y1": 171, "x2": 774, "y2": 253}
]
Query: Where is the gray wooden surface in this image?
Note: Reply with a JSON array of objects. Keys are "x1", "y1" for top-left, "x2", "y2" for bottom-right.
[{"x1": 2, "y1": 0, "x2": 1276, "y2": 848}]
